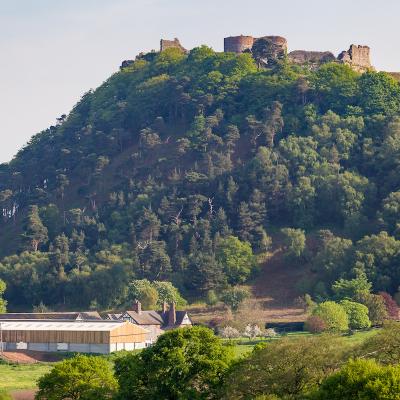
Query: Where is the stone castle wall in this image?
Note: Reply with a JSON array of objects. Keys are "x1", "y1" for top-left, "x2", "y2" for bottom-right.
[
  {"x1": 288, "y1": 50, "x2": 336, "y2": 66},
  {"x1": 160, "y1": 38, "x2": 187, "y2": 53},
  {"x1": 338, "y1": 44, "x2": 372, "y2": 72},
  {"x1": 224, "y1": 35, "x2": 254, "y2": 53},
  {"x1": 224, "y1": 35, "x2": 288, "y2": 54},
  {"x1": 120, "y1": 35, "x2": 376, "y2": 73}
]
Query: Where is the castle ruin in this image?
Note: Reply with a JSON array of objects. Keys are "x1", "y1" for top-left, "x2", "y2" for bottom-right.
[
  {"x1": 223, "y1": 34, "x2": 373, "y2": 71},
  {"x1": 160, "y1": 38, "x2": 187, "y2": 53},
  {"x1": 224, "y1": 35, "x2": 287, "y2": 55},
  {"x1": 338, "y1": 44, "x2": 372, "y2": 72},
  {"x1": 120, "y1": 35, "x2": 375, "y2": 73}
]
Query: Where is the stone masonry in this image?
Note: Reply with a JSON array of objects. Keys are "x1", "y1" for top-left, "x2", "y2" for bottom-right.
[
  {"x1": 160, "y1": 38, "x2": 187, "y2": 53},
  {"x1": 337, "y1": 44, "x2": 372, "y2": 72}
]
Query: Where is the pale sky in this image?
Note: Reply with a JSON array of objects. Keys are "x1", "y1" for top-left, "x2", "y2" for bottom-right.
[{"x1": 1, "y1": 0, "x2": 399, "y2": 163}]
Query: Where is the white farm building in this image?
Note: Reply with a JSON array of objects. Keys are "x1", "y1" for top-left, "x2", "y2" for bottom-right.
[{"x1": 0, "y1": 320, "x2": 148, "y2": 354}]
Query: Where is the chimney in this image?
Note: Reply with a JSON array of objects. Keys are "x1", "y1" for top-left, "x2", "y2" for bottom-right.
[
  {"x1": 168, "y1": 302, "x2": 176, "y2": 326},
  {"x1": 162, "y1": 302, "x2": 167, "y2": 314},
  {"x1": 132, "y1": 300, "x2": 142, "y2": 314}
]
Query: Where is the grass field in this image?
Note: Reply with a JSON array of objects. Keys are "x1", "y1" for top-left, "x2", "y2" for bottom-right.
[
  {"x1": 224, "y1": 329, "x2": 380, "y2": 358},
  {"x1": 0, "y1": 363, "x2": 51, "y2": 392}
]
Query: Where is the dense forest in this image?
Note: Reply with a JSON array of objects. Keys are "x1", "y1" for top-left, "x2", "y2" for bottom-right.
[{"x1": 1, "y1": 44, "x2": 400, "y2": 311}]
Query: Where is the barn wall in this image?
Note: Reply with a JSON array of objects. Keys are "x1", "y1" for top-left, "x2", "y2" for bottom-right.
[
  {"x1": 2, "y1": 330, "x2": 110, "y2": 344},
  {"x1": 109, "y1": 323, "x2": 148, "y2": 344}
]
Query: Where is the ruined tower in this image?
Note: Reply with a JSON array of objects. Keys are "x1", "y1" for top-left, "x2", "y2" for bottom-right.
[
  {"x1": 160, "y1": 38, "x2": 187, "y2": 53},
  {"x1": 338, "y1": 45, "x2": 372, "y2": 72},
  {"x1": 224, "y1": 35, "x2": 288, "y2": 55},
  {"x1": 224, "y1": 35, "x2": 255, "y2": 53}
]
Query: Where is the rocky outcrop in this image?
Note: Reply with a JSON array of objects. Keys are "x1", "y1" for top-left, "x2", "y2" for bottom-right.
[
  {"x1": 160, "y1": 38, "x2": 187, "y2": 53},
  {"x1": 338, "y1": 45, "x2": 372, "y2": 72},
  {"x1": 120, "y1": 60, "x2": 135, "y2": 70},
  {"x1": 288, "y1": 50, "x2": 336, "y2": 67}
]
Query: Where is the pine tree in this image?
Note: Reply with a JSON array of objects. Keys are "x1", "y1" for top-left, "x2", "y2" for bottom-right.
[
  {"x1": 238, "y1": 202, "x2": 255, "y2": 242},
  {"x1": 24, "y1": 205, "x2": 49, "y2": 251}
]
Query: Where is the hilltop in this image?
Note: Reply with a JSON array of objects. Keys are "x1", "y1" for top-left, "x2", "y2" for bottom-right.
[{"x1": 1, "y1": 37, "x2": 400, "y2": 319}]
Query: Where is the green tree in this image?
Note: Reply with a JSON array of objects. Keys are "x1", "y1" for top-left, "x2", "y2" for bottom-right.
[
  {"x1": 223, "y1": 335, "x2": 349, "y2": 399},
  {"x1": 127, "y1": 279, "x2": 159, "y2": 309},
  {"x1": 340, "y1": 300, "x2": 371, "y2": 330},
  {"x1": 312, "y1": 359, "x2": 400, "y2": 400},
  {"x1": 312, "y1": 301, "x2": 349, "y2": 332},
  {"x1": 358, "y1": 71, "x2": 400, "y2": 115},
  {"x1": 355, "y1": 291, "x2": 388, "y2": 325},
  {"x1": 216, "y1": 236, "x2": 255, "y2": 285},
  {"x1": 332, "y1": 273, "x2": 372, "y2": 300},
  {"x1": 220, "y1": 286, "x2": 250, "y2": 312},
  {"x1": 23, "y1": 205, "x2": 49, "y2": 252},
  {"x1": 36, "y1": 355, "x2": 118, "y2": 400},
  {"x1": 153, "y1": 281, "x2": 187, "y2": 306},
  {"x1": 281, "y1": 228, "x2": 306, "y2": 259},
  {"x1": 0, "y1": 279, "x2": 7, "y2": 313},
  {"x1": 114, "y1": 326, "x2": 232, "y2": 400}
]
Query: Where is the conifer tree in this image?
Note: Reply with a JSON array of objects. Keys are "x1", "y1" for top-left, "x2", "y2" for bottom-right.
[{"x1": 24, "y1": 205, "x2": 49, "y2": 252}]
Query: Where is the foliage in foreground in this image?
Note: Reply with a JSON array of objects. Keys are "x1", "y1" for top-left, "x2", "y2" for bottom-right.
[
  {"x1": 33, "y1": 323, "x2": 400, "y2": 400},
  {"x1": 35, "y1": 355, "x2": 118, "y2": 400},
  {"x1": 311, "y1": 358, "x2": 400, "y2": 400},
  {"x1": 114, "y1": 326, "x2": 233, "y2": 399},
  {"x1": 223, "y1": 335, "x2": 350, "y2": 399}
]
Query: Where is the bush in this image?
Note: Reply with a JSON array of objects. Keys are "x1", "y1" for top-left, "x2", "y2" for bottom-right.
[
  {"x1": 312, "y1": 301, "x2": 349, "y2": 332},
  {"x1": 358, "y1": 321, "x2": 400, "y2": 365},
  {"x1": 379, "y1": 291, "x2": 399, "y2": 319},
  {"x1": 305, "y1": 315, "x2": 327, "y2": 333}
]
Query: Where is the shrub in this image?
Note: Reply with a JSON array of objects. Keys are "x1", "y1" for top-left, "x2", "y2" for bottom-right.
[
  {"x1": 379, "y1": 291, "x2": 399, "y2": 319},
  {"x1": 305, "y1": 315, "x2": 327, "y2": 333}
]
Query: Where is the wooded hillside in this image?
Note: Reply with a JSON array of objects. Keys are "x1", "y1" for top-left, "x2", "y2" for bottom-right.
[{"x1": 1, "y1": 45, "x2": 400, "y2": 310}]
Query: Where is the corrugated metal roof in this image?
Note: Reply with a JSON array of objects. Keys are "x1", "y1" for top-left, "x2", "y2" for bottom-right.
[
  {"x1": 0, "y1": 320, "x2": 128, "y2": 332},
  {"x1": 0, "y1": 312, "x2": 102, "y2": 321}
]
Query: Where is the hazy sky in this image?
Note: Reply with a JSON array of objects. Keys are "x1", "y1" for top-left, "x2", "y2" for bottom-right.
[{"x1": 1, "y1": 0, "x2": 399, "y2": 163}]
